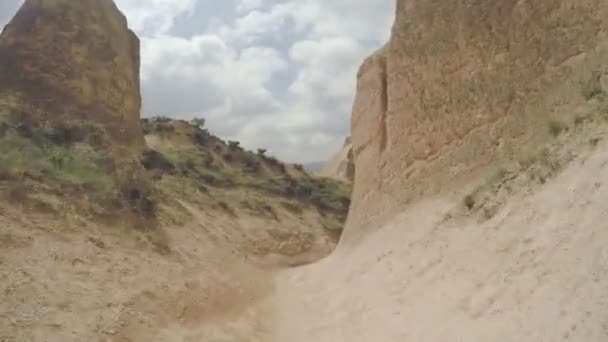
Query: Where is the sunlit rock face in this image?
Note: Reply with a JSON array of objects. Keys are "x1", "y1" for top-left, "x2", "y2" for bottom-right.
[
  {"x1": 319, "y1": 137, "x2": 354, "y2": 183},
  {"x1": 346, "y1": 0, "x2": 608, "y2": 238},
  {"x1": 0, "y1": 0, "x2": 145, "y2": 155}
]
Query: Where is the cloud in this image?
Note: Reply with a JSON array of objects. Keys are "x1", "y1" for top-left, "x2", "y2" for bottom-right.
[
  {"x1": 115, "y1": 0, "x2": 197, "y2": 35},
  {"x1": 140, "y1": 0, "x2": 394, "y2": 162},
  {"x1": 236, "y1": 0, "x2": 264, "y2": 13},
  {"x1": 139, "y1": 34, "x2": 288, "y2": 136},
  {"x1": 0, "y1": 0, "x2": 395, "y2": 162}
]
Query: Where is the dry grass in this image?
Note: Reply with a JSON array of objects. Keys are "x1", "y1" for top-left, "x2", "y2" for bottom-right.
[{"x1": 144, "y1": 117, "x2": 352, "y2": 233}]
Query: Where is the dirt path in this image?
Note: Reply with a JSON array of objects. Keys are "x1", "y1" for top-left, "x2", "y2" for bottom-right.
[
  {"x1": 272, "y1": 140, "x2": 608, "y2": 341},
  {"x1": 0, "y1": 209, "x2": 277, "y2": 342},
  {"x1": 3, "y1": 139, "x2": 608, "y2": 342}
]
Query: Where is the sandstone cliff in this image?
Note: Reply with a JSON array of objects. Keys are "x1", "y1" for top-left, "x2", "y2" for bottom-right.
[
  {"x1": 319, "y1": 137, "x2": 354, "y2": 182},
  {"x1": 0, "y1": 0, "x2": 144, "y2": 155},
  {"x1": 347, "y1": 0, "x2": 608, "y2": 238}
]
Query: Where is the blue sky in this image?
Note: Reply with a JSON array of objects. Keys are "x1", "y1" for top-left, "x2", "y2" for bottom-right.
[{"x1": 1, "y1": 0, "x2": 395, "y2": 162}]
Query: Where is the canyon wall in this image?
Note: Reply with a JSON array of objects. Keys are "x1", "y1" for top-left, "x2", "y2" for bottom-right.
[
  {"x1": 346, "y1": 0, "x2": 608, "y2": 238},
  {"x1": 319, "y1": 137, "x2": 354, "y2": 182},
  {"x1": 0, "y1": 0, "x2": 144, "y2": 155}
]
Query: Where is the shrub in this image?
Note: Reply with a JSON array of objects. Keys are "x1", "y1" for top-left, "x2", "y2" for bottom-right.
[
  {"x1": 547, "y1": 120, "x2": 567, "y2": 137},
  {"x1": 243, "y1": 160, "x2": 261, "y2": 174},
  {"x1": 320, "y1": 214, "x2": 345, "y2": 233},
  {"x1": 228, "y1": 140, "x2": 241, "y2": 151},
  {"x1": 216, "y1": 201, "x2": 236, "y2": 217},
  {"x1": 257, "y1": 148, "x2": 267, "y2": 157},
  {"x1": 0, "y1": 112, "x2": 155, "y2": 217},
  {"x1": 43, "y1": 123, "x2": 71, "y2": 145},
  {"x1": 119, "y1": 178, "x2": 157, "y2": 219},
  {"x1": 263, "y1": 156, "x2": 287, "y2": 174},
  {"x1": 155, "y1": 116, "x2": 172, "y2": 123},
  {"x1": 582, "y1": 73, "x2": 604, "y2": 100},
  {"x1": 223, "y1": 153, "x2": 234, "y2": 162},
  {"x1": 256, "y1": 176, "x2": 352, "y2": 215},
  {"x1": 141, "y1": 117, "x2": 175, "y2": 134},
  {"x1": 141, "y1": 118, "x2": 154, "y2": 134},
  {"x1": 192, "y1": 130, "x2": 211, "y2": 146},
  {"x1": 574, "y1": 115, "x2": 586, "y2": 126},
  {"x1": 281, "y1": 201, "x2": 303, "y2": 215},
  {"x1": 155, "y1": 123, "x2": 175, "y2": 133},
  {"x1": 141, "y1": 150, "x2": 175, "y2": 174},
  {"x1": 242, "y1": 200, "x2": 278, "y2": 220},
  {"x1": 190, "y1": 117, "x2": 206, "y2": 128},
  {"x1": 0, "y1": 128, "x2": 115, "y2": 192},
  {"x1": 464, "y1": 194, "x2": 475, "y2": 210},
  {"x1": 6, "y1": 183, "x2": 29, "y2": 203}
]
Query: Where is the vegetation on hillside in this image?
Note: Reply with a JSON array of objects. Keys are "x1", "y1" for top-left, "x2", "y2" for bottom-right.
[
  {"x1": 0, "y1": 107, "x2": 156, "y2": 219},
  {"x1": 141, "y1": 117, "x2": 352, "y2": 233},
  {"x1": 462, "y1": 73, "x2": 607, "y2": 220},
  {"x1": 0, "y1": 107, "x2": 352, "y2": 233}
]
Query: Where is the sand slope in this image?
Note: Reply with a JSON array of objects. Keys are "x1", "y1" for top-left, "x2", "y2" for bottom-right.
[
  {"x1": 274, "y1": 137, "x2": 608, "y2": 341},
  {"x1": 3, "y1": 126, "x2": 608, "y2": 341}
]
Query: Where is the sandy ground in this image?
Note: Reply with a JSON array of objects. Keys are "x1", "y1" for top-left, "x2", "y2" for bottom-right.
[
  {"x1": 0, "y1": 195, "x2": 334, "y2": 341},
  {"x1": 274, "y1": 138, "x2": 608, "y2": 341},
  {"x1": 0, "y1": 207, "x2": 275, "y2": 342},
  {"x1": 3, "y1": 126, "x2": 608, "y2": 341}
]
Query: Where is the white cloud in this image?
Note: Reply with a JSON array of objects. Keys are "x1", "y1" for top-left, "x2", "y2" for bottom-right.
[
  {"x1": 214, "y1": 4, "x2": 296, "y2": 45},
  {"x1": 115, "y1": 0, "x2": 197, "y2": 35},
  {"x1": 161, "y1": 0, "x2": 395, "y2": 162},
  {"x1": 0, "y1": 0, "x2": 395, "y2": 162},
  {"x1": 236, "y1": 0, "x2": 265, "y2": 13}
]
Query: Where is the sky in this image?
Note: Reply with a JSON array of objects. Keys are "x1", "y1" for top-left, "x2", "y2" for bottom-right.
[{"x1": 0, "y1": 0, "x2": 395, "y2": 162}]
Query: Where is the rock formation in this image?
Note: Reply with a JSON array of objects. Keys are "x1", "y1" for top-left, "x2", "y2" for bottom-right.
[
  {"x1": 0, "y1": 0, "x2": 144, "y2": 154},
  {"x1": 319, "y1": 136, "x2": 354, "y2": 182},
  {"x1": 346, "y1": 0, "x2": 608, "y2": 238}
]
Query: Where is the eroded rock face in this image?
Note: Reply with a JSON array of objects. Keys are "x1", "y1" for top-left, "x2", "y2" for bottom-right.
[
  {"x1": 347, "y1": 0, "x2": 608, "y2": 237},
  {"x1": 319, "y1": 137, "x2": 355, "y2": 182},
  {"x1": 0, "y1": 0, "x2": 144, "y2": 154}
]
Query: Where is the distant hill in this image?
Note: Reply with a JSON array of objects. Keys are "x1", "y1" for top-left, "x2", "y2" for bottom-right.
[{"x1": 303, "y1": 161, "x2": 326, "y2": 174}]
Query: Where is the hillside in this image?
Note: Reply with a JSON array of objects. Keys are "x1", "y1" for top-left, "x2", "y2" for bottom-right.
[
  {"x1": 3, "y1": 0, "x2": 608, "y2": 341},
  {"x1": 0, "y1": 2, "x2": 352, "y2": 340},
  {"x1": 141, "y1": 117, "x2": 351, "y2": 248}
]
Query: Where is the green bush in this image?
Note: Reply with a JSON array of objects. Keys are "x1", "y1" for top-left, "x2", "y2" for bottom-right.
[
  {"x1": 141, "y1": 150, "x2": 176, "y2": 174},
  {"x1": 464, "y1": 194, "x2": 475, "y2": 210},
  {"x1": 120, "y1": 178, "x2": 157, "y2": 218},
  {"x1": 547, "y1": 120, "x2": 567, "y2": 137},
  {"x1": 321, "y1": 214, "x2": 344, "y2": 232},
  {"x1": 135, "y1": 116, "x2": 352, "y2": 230},
  {"x1": 192, "y1": 129, "x2": 211, "y2": 146},
  {"x1": 228, "y1": 140, "x2": 241, "y2": 151},
  {"x1": 0, "y1": 109, "x2": 158, "y2": 217},
  {"x1": 190, "y1": 117, "x2": 206, "y2": 128},
  {"x1": 0, "y1": 129, "x2": 118, "y2": 194},
  {"x1": 582, "y1": 74, "x2": 604, "y2": 100}
]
